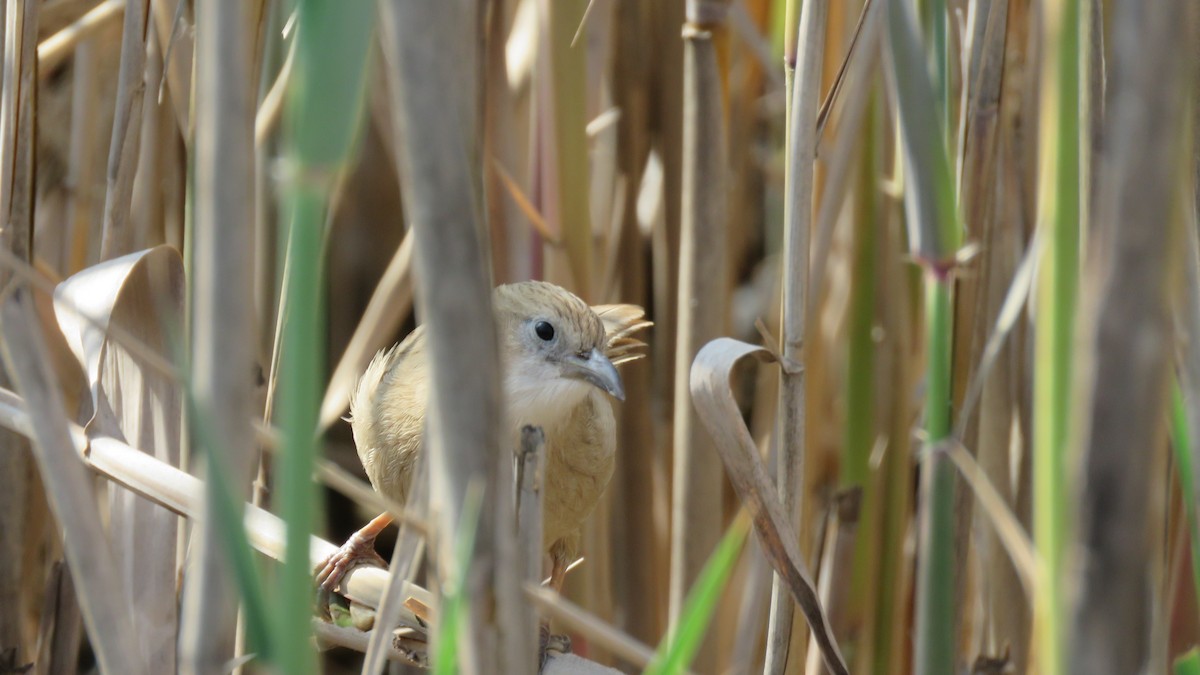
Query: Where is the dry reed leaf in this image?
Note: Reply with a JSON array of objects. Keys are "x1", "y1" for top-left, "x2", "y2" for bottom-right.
[
  {"x1": 689, "y1": 337, "x2": 849, "y2": 675},
  {"x1": 52, "y1": 245, "x2": 183, "y2": 671},
  {"x1": 942, "y1": 441, "x2": 1037, "y2": 593}
]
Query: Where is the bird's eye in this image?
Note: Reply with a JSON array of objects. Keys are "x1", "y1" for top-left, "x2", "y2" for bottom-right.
[{"x1": 534, "y1": 320, "x2": 555, "y2": 341}]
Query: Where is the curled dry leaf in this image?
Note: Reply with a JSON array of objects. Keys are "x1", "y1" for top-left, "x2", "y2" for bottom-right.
[
  {"x1": 689, "y1": 337, "x2": 848, "y2": 675},
  {"x1": 52, "y1": 245, "x2": 184, "y2": 672}
]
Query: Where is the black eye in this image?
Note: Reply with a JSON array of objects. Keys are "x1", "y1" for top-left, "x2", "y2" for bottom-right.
[{"x1": 534, "y1": 321, "x2": 555, "y2": 341}]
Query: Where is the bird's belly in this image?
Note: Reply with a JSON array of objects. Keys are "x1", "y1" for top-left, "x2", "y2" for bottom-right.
[
  {"x1": 536, "y1": 391, "x2": 617, "y2": 547},
  {"x1": 541, "y1": 454, "x2": 614, "y2": 546}
]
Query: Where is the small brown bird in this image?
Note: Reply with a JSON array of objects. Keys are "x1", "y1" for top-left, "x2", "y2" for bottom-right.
[{"x1": 317, "y1": 280, "x2": 649, "y2": 593}]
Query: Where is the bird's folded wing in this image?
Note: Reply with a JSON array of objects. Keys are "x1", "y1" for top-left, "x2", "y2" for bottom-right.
[{"x1": 591, "y1": 304, "x2": 652, "y2": 366}]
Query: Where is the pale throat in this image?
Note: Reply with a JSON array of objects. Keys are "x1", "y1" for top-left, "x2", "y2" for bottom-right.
[{"x1": 503, "y1": 367, "x2": 592, "y2": 434}]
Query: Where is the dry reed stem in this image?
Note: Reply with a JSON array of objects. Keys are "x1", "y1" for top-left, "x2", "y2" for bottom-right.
[
  {"x1": 0, "y1": 0, "x2": 39, "y2": 664},
  {"x1": 361, "y1": 474, "x2": 430, "y2": 674},
  {"x1": 516, "y1": 425, "x2": 545, "y2": 661},
  {"x1": 178, "y1": 0, "x2": 256, "y2": 669},
  {"x1": 378, "y1": 1, "x2": 523, "y2": 671},
  {"x1": 1068, "y1": 0, "x2": 1191, "y2": 671},
  {"x1": 770, "y1": 0, "x2": 828, "y2": 671},
  {"x1": 0, "y1": 293, "x2": 145, "y2": 675},
  {"x1": 669, "y1": 8, "x2": 731, "y2": 663},
  {"x1": 609, "y1": 0, "x2": 664, "y2": 642},
  {"x1": 253, "y1": 33, "x2": 294, "y2": 147},
  {"x1": 524, "y1": 584, "x2": 659, "y2": 670},
  {"x1": 64, "y1": 35, "x2": 101, "y2": 273},
  {"x1": 98, "y1": 0, "x2": 149, "y2": 260},
  {"x1": 34, "y1": 560, "x2": 82, "y2": 675},
  {"x1": 36, "y1": 0, "x2": 123, "y2": 74}
]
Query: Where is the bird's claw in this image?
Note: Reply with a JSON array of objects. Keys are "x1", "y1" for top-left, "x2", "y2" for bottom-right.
[
  {"x1": 538, "y1": 622, "x2": 572, "y2": 671},
  {"x1": 313, "y1": 532, "x2": 388, "y2": 605}
]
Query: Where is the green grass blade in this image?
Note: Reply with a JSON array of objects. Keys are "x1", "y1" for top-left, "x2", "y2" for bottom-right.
[
  {"x1": 1171, "y1": 380, "x2": 1200, "y2": 615},
  {"x1": 646, "y1": 515, "x2": 749, "y2": 675},
  {"x1": 1176, "y1": 649, "x2": 1200, "y2": 675},
  {"x1": 185, "y1": 391, "x2": 274, "y2": 663},
  {"x1": 275, "y1": 3, "x2": 375, "y2": 674}
]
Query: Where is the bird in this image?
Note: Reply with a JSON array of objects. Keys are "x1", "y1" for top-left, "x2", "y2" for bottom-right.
[{"x1": 316, "y1": 280, "x2": 650, "y2": 596}]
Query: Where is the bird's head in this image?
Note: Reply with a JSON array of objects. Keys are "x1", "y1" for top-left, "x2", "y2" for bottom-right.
[{"x1": 494, "y1": 281, "x2": 625, "y2": 427}]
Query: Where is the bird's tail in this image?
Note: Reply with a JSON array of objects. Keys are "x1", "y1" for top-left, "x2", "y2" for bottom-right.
[{"x1": 592, "y1": 304, "x2": 652, "y2": 366}]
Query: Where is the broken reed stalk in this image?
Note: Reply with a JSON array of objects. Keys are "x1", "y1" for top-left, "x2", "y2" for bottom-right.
[
  {"x1": 516, "y1": 426, "x2": 546, "y2": 661},
  {"x1": 0, "y1": 294, "x2": 145, "y2": 675},
  {"x1": 178, "y1": 0, "x2": 256, "y2": 670},
  {"x1": 274, "y1": 2, "x2": 374, "y2": 673},
  {"x1": 670, "y1": 3, "x2": 731, "y2": 664},
  {"x1": 1067, "y1": 0, "x2": 1191, "y2": 672},
  {"x1": 378, "y1": 1, "x2": 529, "y2": 672},
  {"x1": 98, "y1": 0, "x2": 149, "y2": 261},
  {"x1": 1031, "y1": 0, "x2": 1081, "y2": 671},
  {"x1": 767, "y1": 0, "x2": 827, "y2": 671}
]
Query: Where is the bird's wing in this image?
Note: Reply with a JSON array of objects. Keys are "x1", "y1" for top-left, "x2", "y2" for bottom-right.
[
  {"x1": 348, "y1": 326, "x2": 428, "y2": 502},
  {"x1": 591, "y1": 303, "x2": 652, "y2": 365}
]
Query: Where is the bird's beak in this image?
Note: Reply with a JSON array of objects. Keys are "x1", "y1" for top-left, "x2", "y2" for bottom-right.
[{"x1": 564, "y1": 348, "x2": 625, "y2": 401}]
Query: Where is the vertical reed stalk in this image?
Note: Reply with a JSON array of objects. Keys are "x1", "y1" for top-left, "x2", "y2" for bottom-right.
[
  {"x1": 1032, "y1": 0, "x2": 1080, "y2": 671},
  {"x1": 1067, "y1": 0, "x2": 1191, "y2": 671},
  {"x1": 914, "y1": 280, "x2": 956, "y2": 674},
  {"x1": 543, "y1": 0, "x2": 593, "y2": 297},
  {"x1": 766, "y1": 0, "x2": 827, "y2": 671},
  {"x1": 98, "y1": 0, "x2": 150, "y2": 260},
  {"x1": 0, "y1": 0, "x2": 36, "y2": 664},
  {"x1": 178, "y1": 0, "x2": 255, "y2": 671},
  {"x1": 275, "y1": 3, "x2": 374, "y2": 674},
  {"x1": 378, "y1": 1, "x2": 524, "y2": 671},
  {"x1": 885, "y1": 0, "x2": 963, "y2": 671},
  {"x1": 0, "y1": 295, "x2": 145, "y2": 675},
  {"x1": 671, "y1": 4, "x2": 732, "y2": 668}
]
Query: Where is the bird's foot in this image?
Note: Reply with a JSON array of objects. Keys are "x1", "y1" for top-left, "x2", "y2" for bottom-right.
[
  {"x1": 538, "y1": 622, "x2": 572, "y2": 671},
  {"x1": 314, "y1": 531, "x2": 388, "y2": 617}
]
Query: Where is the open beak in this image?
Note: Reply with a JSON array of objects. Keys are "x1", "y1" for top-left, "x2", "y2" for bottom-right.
[{"x1": 564, "y1": 348, "x2": 625, "y2": 401}]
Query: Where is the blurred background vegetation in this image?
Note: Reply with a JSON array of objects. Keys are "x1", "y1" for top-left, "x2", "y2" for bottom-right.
[{"x1": 0, "y1": 0, "x2": 1197, "y2": 673}]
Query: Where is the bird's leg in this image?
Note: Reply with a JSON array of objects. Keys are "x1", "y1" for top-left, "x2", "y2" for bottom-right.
[
  {"x1": 538, "y1": 547, "x2": 574, "y2": 669},
  {"x1": 547, "y1": 549, "x2": 570, "y2": 594},
  {"x1": 315, "y1": 512, "x2": 394, "y2": 594}
]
